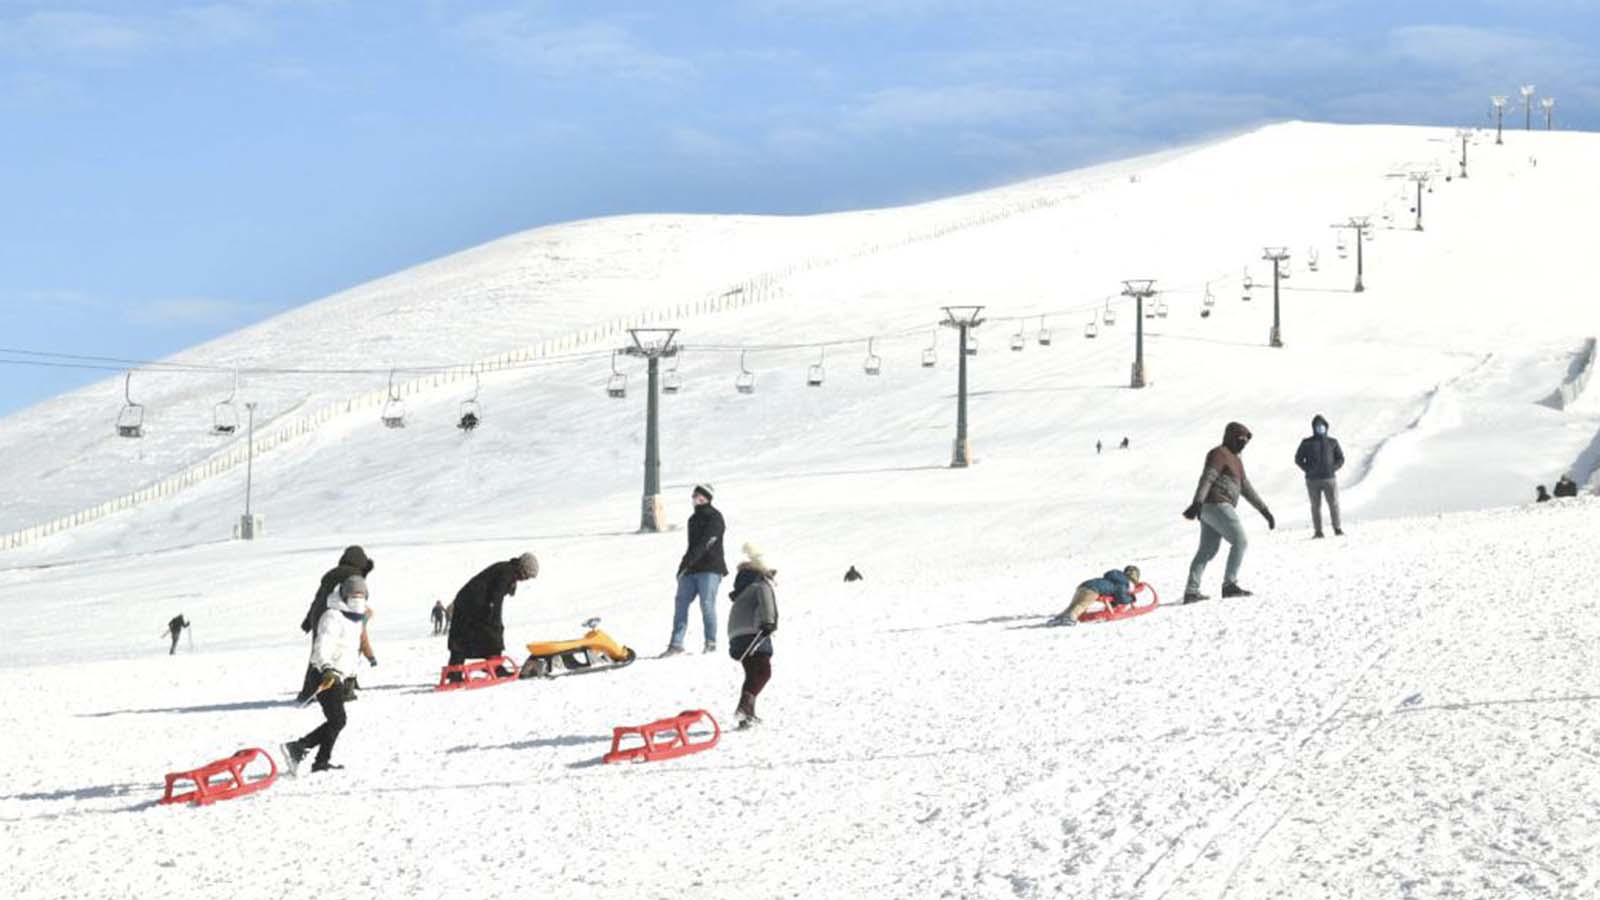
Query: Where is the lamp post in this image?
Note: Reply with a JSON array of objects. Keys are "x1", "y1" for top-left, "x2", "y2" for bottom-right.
[
  {"x1": 1262, "y1": 247, "x2": 1289, "y2": 347},
  {"x1": 1521, "y1": 84, "x2": 1536, "y2": 131},
  {"x1": 941, "y1": 306, "x2": 985, "y2": 468},
  {"x1": 1121, "y1": 279, "x2": 1156, "y2": 387},
  {"x1": 1541, "y1": 97, "x2": 1556, "y2": 130},
  {"x1": 236, "y1": 401, "x2": 261, "y2": 540},
  {"x1": 621, "y1": 328, "x2": 679, "y2": 532},
  {"x1": 1492, "y1": 96, "x2": 1508, "y2": 144}
]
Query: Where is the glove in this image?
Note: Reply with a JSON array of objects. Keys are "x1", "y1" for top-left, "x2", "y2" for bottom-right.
[
  {"x1": 758, "y1": 624, "x2": 775, "y2": 636},
  {"x1": 1182, "y1": 503, "x2": 1201, "y2": 520},
  {"x1": 1263, "y1": 509, "x2": 1276, "y2": 530},
  {"x1": 366, "y1": 655, "x2": 378, "y2": 667}
]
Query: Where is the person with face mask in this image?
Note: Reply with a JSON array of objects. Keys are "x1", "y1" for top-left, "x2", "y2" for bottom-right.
[
  {"x1": 1294, "y1": 414, "x2": 1346, "y2": 538},
  {"x1": 1182, "y1": 422, "x2": 1274, "y2": 602}
]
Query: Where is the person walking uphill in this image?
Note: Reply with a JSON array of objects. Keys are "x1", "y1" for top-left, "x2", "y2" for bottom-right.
[
  {"x1": 283, "y1": 575, "x2": 369, "y2": 775},
  {"x1": 295, "y1": 545, "x2": 374, "y2": 703},
  {"x1": 1294, "y1": 414, "x2": 1345, "y2": 538},
  {"x1": 664, "y1": 484, "x2": 728, "y2": 657},
  {"x1": 726, "y1": 543, "x2": 778, "y2": 729},
  {"x1": 447, "y1": 552, "x2": 539, "y2": 679},
  {"x1": 1183, "y1": 422, "x2": 1274, "y2": 603},
  {"x1": 166, "y1": 614, "x2": 189, "y2": 655}
]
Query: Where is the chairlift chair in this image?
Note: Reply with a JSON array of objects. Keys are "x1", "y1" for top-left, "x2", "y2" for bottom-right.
[
  {"x1": 381, "y1": 370, "x2": 406, "y2": 428},
  {"x1": 1202, "y1": 284, "x2": 1216, "y2": 318},
  {"x1": 1242, "y1": 274, "x2": 1254, "y2": 301},
  {"x1": 1084, "y1": 318, "x2": 1099, "y2": 339},
  {"x1": 1308, "y1": 247, "x2": 1320, "y2": 272},
  {"x1": 735, "y1": 350, "x2": 756, "y2": 394},
  {"x1": 457, "y1": 371, "x2": 482, "y2": 432},
  {"x1": 663, "y1": 351, "x2": 683, "y2": 394},
  {"x1": 211, "y1": 370, "x2": 239, "y2": 435},
  {"x1": 863, "y1": 338, "x2": 882, "y2": 375},
  {"x1": 1278, "y1": 259, "x2": 1292, "y2": 280},
  {"x1": 807, "y1": 348, "x2": 826, "y2": 387},
  {"x1": 116, "y1": 371, "x2": 145, "y2": 439},
  {"x1": 1336, "y1": 233, "x2": 1349, "y2": 258},
  {"x1": 606, "y1": 351, "x2": 627, "y2": 399},
  {"x1": 1010, "y1": 326, "x2": 1025, "y2": 351},
  {"x1": 921, "y1": 330, "x2": 937, "y2": 367},
  {"x1": 1102, "y1": 302, "x2": 1116, "y2": 326},
  {"x1": 1037, "y1": 316, "x2": 1052, "y2": 346},
  {"x1": 1156, "y1": 297, "x2": 1169, "y2": 318},
  {"x1": 964, "y1": 333, "x2": 979, "y2": 356}
]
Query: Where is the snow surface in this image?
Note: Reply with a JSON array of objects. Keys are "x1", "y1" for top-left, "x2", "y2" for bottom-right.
[{"x1": 3, "y1": 122, "x2": 1600, "y2": 899}]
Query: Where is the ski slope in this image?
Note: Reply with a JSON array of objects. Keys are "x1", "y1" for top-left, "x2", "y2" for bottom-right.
[{"x1": 3, "y1": 122, "x2": 1599, "y2": 899}]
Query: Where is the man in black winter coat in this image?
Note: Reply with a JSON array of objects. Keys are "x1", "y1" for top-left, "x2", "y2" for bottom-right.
[
  {"x1": 447, "y1": 552, "x2": 539, "y2": 678},
  {"x1": 1294, "y1": 414, "x2": 1346, "y2": 538},
  {"x1": 664, "y1": 483, "x2": 728, "y2": 656},
  {"x1": 295, "y1": 546, "x2": 374, "y2": 702}
]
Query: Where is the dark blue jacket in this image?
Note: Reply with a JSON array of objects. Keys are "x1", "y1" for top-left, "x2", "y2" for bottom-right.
[
  {"x1": 1079, "y1": 570, "x2": 1135, "y2": 606},
  {"x1": 1294, "y1": 415, "x2": 1345, "y2": 481}
]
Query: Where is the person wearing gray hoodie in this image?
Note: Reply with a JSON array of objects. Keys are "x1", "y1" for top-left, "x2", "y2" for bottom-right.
[
  {"x1": 726, "y1": 543, "x2": 778, "y2": 729},
  {"x1": 1293, "y1": 414, "x2": 1345, "y2": 538}
]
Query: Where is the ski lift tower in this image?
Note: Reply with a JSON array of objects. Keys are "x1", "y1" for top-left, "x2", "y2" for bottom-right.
[
  {"x1": 1520, "y1": 84, "x2": 1536, "y2": 131},
  {"x1": 1541, "y1": 97, "x2": 1556, "y2": 130},
  {"x1": 1456, "y1": 128, "x2": 1471, "y2": 179},
  {"x1": 235, "y1": 401, "x2": 264, "y2": 540},
  {"x1": 1334, "y1": 217, "x2": 1370, "y2": 292},
  {"x1": 1121, "y1": 279, "x2": 1156, "y2": 387},
  {"x1": 1408, "y1": 171, "x2": 1430, "y2": 231},
  {"x1": 622, "y1": 328, "x2": 680, "y2": 532},
  {"x1": 1262, "y1": 248, "x2": 1289, "y2": 348},
  {"x1": 940, "y1": 306, "x2": 985, "y2": 468},
  {"x1": 1491, "y1": 96, "x2": 1508, "y2": 144}
]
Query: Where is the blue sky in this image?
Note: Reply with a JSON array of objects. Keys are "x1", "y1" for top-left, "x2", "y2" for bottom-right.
[{"x1": 2, "y1": 0, "x2": 1597, "y2": 415}]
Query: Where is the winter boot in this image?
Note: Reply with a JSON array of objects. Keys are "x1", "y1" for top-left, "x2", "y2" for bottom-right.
[
  {"x1": 1047, "y1": 613, "x2": 1077, "y2": 627},
  {"x1": 1334, "y1": 528, "x2": 1345, "y2": 536},
  {"x1": 1182, "y1": 592, "x2": 1209, "y2": 604},
  {"x1": 1313, "y1": 530, "x2": 1325, "y2": 539},
  {"x1": 659, "y1": 646, "x2": 685, "y2": 659},
  {"x1": 281, "y1": 741, "x2": 308, "y2": 777},
  {"x1": 703, "y1": 640, "x2": 717, "y2": 654},
  {"x1": 1221, "y1": 582, "x2": 1253, "y2": 598},
  {"x1": 736, "y1": 691, "x2": 762, "y2": 729},
  {"x1": 309, "y1": 761, "x2": 344, "y2": 773}
]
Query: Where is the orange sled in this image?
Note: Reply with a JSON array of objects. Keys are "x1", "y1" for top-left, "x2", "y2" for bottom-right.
[
  {"x1": 603, "y1": 709, "x2": 721, "y2": 764},
  {"x1": 1077, "y1": 582, "x2": 1160, "y2": 624},
  {"x1": 160, "y1": 747, "x2": 277, "y2": 806},
  {"x1": 436, "y1": 656, "x2": 520, "y2": 691}
]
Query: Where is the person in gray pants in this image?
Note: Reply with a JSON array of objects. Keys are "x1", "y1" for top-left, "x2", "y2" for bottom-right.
[
  {"x1": 1293, "y1": 414, "x2": 1345, "y2": 538},
  {"x1": 1182, "y1": 422, "x2": 1275, "y2": 602}
]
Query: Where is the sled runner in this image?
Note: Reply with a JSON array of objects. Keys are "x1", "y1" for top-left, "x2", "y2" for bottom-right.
[
  {"x1": 435, "y1": 656, "x2": 520, "y2": 691},
  {"x1": 1077, "y1": 582, "x2": 1160, "y2": 624},
  {"x1": 160, "y1": 747, "x2": 278, "y2": 806},
  {"x1": 520, "y1": 618, "x2": 636, "y2": 679},
  {"x1": 603, "y1": 709, "x2": 720, "y2": 764}
]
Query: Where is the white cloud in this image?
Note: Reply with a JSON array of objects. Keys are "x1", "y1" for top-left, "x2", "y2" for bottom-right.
[
  {"x1": 0, "y1": 4, "x2": 267, "y2": 61},
  {"x1": 451, "y1": 12, "x2": 694, "y2": 83},
  {"x1": 1388, "y1": 25, "x2": 1551, "y2": 69},
  {"x1": 849, "y1": 84, "x2": 1059, "y2": 130}
]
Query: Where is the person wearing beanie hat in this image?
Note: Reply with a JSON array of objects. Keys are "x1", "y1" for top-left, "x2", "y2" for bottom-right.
[
  {"x1": 1182, "y1": 422, "x2": 1274, "y2": 602},
  {"x1": 1049, "y1": 565, "x2": 1142, "y2": 626},
  {"x1": 445, "y1": 551, "x2": 538, "y2": 680},
  {"x1": 283, "y1": 576, "x2": 369, "y2": 774},
  {"x1": 726, "y1": 542, "x2": 779, "y2": 728},
  {"x1": 664, "y1": 483, "x2": 728, "y2": 656}
]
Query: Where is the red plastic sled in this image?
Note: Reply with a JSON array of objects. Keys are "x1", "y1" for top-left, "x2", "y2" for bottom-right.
[
  {"x1": 435, "y1": 656, "x2": 519, "y2": 692},
  {"x1": 603, "y1": 709, "x2": 721, "y2": 764},
  {"x1": 160, "y1": 747, "x2": 278, "y2": 806},
  {"x1": 1077, "y1": 582, "x2": 1160, "y2": 624}
]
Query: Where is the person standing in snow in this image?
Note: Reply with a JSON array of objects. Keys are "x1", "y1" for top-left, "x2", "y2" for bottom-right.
[
  {"x1": 295, "y1": 545, "x2": 375, "y2": 703},
  {"x1": 431, "y1": 600, "x2": 447, "y2": 635},
  {"x1": 1182, "y1": 422, "x2": 1274, "y2": 602},
  {"x1": 1048, "y1": 565, "x2": 1141, "y2": 626},
  {"x1": 1536, "y1": 485, "x2": 1552, "y2": 503},
  {"x1": 1553, "y1": 474, "x2": 1580, "y2": 498},
  {"x1": 283, "y1": 575, "x2": 368, "y2": 775},
  {"x1": 1293, "y1": 414, "x2": 1346, "y2": 538},
  {"x1": 726, "y1": 543, "x2": 779, "y2": 729},
  {"x1": 166, "y1": 614, "x2": 189, "y2": 655},
  {"x1": 446, "y1": 552, "x2": 538, "y2": 680},
  {"x1": 664, "y1": 483, "x2": 728, "y2": 656}
]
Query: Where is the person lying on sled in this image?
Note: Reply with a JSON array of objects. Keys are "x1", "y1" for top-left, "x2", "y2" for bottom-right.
[{"x1": 1048, "y1": 565, "x2": 1141, "y2": 627}]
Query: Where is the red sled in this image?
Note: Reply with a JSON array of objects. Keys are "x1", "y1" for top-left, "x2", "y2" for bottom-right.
[
  {"x1": 603, "y1": 709, "x2": 721, "y2": 764},
  {"x1": 435, "y1": 656, "x2": 520, "y2": 692},
  {"x1": 160, "y1": 747, "x2": 278, "y2": 806},
  {"x1": 1077, "y1": 582, "x2": 1160, "y2": 624}
]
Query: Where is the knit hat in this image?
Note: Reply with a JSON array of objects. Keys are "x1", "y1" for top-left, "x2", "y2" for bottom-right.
[
  {"x1": 741, "y1": 542, "x2": 774, "y2": 576},
  {"x1": 516, "y1": 552, "x2": 540, "y2": 579},
  {"x1": 693, "y1": 483, "x2": 715, "y2": 502}
]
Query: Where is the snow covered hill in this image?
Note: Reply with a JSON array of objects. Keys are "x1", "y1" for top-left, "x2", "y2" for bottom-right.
[{"x1": 2, "y1": 122, "x2": 1599, "y2": 899}]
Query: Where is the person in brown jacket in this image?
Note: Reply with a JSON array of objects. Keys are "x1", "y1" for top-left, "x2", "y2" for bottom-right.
[{"x1": 1182, "y1": 422, "x2": 1275, "y2": 602}]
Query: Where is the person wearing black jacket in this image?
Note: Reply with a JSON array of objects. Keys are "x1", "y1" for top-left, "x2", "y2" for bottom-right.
[
  {"x1": 295, "y1": 546, "x2": 374, "y2": 702},
  {"x1": 1553, "y1": 474, "x2": 1580, "y2": 498},
  {"x1": 446, "y1": 552, "x2": 539, "y2": 679},
  {"x1": 664, "y1": 483, "x2": 728, "y2": 656},
  {"x1": 1294, "y1": 414, "x2": 1346, "y2": 538}
]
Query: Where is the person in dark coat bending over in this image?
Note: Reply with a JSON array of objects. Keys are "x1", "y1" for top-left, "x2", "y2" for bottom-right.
[
  {"x1": 664, "y1": 483, "x2": 728, "y2": 656},
  {"x1": 446, "y1": 552, "x2": 539, "y2": 680},
  {"x1": 296, "y1": 545, "x2": 374, "y2": 702}
]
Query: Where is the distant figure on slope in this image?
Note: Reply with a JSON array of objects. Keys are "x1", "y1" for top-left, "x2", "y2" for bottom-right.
[
  {"x1": 166, "y1": 614, "x2": 189, "y2": 655},
  {"x1": 431, "y1": 600, "x2": 447, "y2": 635},
  {"x1": 1182, "y1": 422, "x2": 1274, "y2": 603},
  {"x1": 1120, "y1": 436, "x2": 1130, "y2": 450},
  {"x1": 1536, "y1": 485, "x2": 1551, "y2": 503},
  {"x1": 727, "y1": 543, "x2": 779, "y2": 729},
  {"x1": 1048, "y1": 566, "x2": 1141, "y2": 627},
  {"x1": 664, "y1": 483, "x2": 727, "y2": 657},
  {"x1": 1096, "y1": 440, "x2": 1103, "y2": 454},
  {"x1": 283, "y1": 575, "x2": 368, "y2": 775},
  {"x1": 1553, "y1": 474, "x2": 1579, "y2": 498},
  {"x1": 1293, "y1": 414, "x2": 1346, "y2": 538},
  {"x1": 843, "y1": 565, "x2": 864, "y2": 582},
  {"x1": 296, "y1": 546, "x2": 374, "y2": 703},
  {"x1": 447, "y1": 552, "x2": 538, "y2": 680}
]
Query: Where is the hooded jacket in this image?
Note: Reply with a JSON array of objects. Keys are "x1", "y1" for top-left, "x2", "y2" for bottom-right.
[
  {"x1": 727, "y1": 563, "x2": 778, "y2": 641},
  {"x1": 301, "y1": 546, "x2": 374, "y2": 633},
  {"x1": 1294, "y1": 415, "x2": 1345, "y2": 481},
  {"x1": 310, "y1": 584, "x2": 368, "y2": 677},
  {"x1": 1191, "y1": 422, "x2": 1267, "y2": 512},
  {"x1": 448, "y1": 558, "x2": 523, "y2": 658}
]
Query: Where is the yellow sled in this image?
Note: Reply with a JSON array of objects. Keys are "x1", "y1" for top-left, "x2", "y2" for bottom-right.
[{"x1": 520, "y1": 618, "x2": 637, "y2": 679}]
